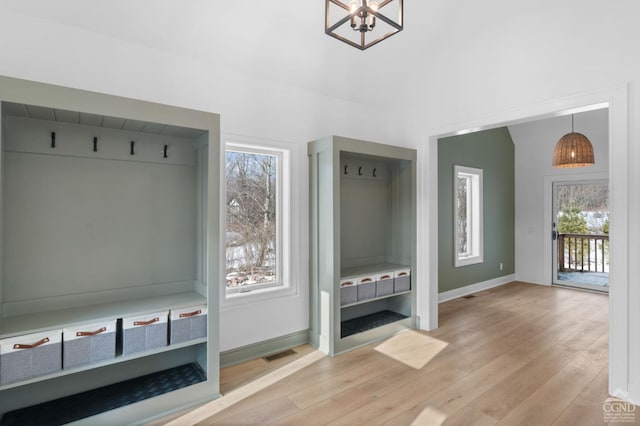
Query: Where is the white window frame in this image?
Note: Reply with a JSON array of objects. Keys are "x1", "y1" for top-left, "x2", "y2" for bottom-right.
[
  {"x1": 222, "y1": 137, "x2": 294, "y2": 305},
  {"x1": 454, "y1": 165, "x2": 484, "y2": 267}
]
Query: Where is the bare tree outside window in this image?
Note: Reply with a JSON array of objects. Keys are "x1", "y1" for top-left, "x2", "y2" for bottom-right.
[
  {"x1": 454, "y1": 165, "x2": 483, "y2": 267},
  {"x1": 457, "y1": 175, "x2": 469, "y2": 256},
  {"x1": 225, "y1": 150, "x2": 278, "y2": 291}
]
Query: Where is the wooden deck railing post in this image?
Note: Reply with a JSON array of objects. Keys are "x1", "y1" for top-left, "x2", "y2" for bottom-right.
[{"x1": 558, "y1": 234, "x2": 565, "y2": 272}]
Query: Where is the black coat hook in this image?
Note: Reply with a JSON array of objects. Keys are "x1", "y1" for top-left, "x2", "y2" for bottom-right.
[
  {"x1": 51, "y1": 132, "x2": 56, "y2": 148},
  {"x1": 373, "y1": 168, "x2": 377, "y2": 178},
  {"x1": 358, "y1": 166, "x2": 363, "y2": 176},
  {"x1": 130, "y1": 141, "x2": 135, "y2": 155},
  {"x1": 93, "y1": 137, "x2": 98, "y2": 152},
  {"x1": 163, "y1": 144, "x2": 168, "y2": 159},
  {"x1": 344, "y1": 165, "x2": 348, "y2": 175}
]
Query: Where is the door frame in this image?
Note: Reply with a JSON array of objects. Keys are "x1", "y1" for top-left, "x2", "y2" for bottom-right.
[
  {"x1": 546, "y1": 174, "x2": 609, "y2": 290},
  {"x1": 420, "y1": 84, "x2": 630, "y2": 401}
]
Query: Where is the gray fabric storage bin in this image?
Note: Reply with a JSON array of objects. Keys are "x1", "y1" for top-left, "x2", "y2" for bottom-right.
[
  {"x1": 357, "y1": 275, "x2": 376, "y2": 301},
  {"x1": 0, "y1": 330, "x2": 62, "y2": 385},
  {"x1": 122, "y1": 311, "x2": 168, "y2": 356},
  {"x1": 63, "y1": 320, "x2": 116, "y2": 369},
  {"x1": 394, "y1": 269, "x2": 411, "y2": 293},
  {"x1": 376, "y1": 272, "x2": 395, "y2": 297},
  {"x1": 169, "y1": 306, "x2": 208, "y2": 345},
  {"x1": 340, "y1": 278, "x2": 357, "y2": 306}
]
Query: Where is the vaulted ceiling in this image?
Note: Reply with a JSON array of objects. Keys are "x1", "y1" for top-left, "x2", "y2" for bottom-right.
[
  {"x1": 0, "y1": 0, "x2": 444, "y2": 108},
  {"x1": 4, "y1": 0, "x2": 634, "y2": 124}
]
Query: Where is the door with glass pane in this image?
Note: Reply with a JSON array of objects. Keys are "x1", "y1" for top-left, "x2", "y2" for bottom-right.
[{"x1": 552, "y1": 180, "x2": 609, "y2": 292}]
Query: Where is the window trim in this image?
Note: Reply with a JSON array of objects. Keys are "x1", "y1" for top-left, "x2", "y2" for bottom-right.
[
  {"x1": 454, "y1": 165, "x2": 484, "y2": 267},
  {"x1": 222, "y1": 138, "x2": 294, "y2": 305}
]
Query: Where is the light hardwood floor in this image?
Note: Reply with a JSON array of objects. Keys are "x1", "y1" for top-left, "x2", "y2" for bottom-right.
[{"x1": 167, "y1": 282, "x2": 638, "y2": 425}]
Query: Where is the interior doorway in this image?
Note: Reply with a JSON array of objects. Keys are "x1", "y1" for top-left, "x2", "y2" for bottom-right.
[
  {"x1": 552, "y1": 179, "x2": 609, "y2": 292},
  {"x1": 424, "y1": 84, "x2": 629, "y2": 401}
]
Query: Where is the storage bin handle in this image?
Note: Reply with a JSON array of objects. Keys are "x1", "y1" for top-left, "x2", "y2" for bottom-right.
[
  {"x1": 380, "y1": 275, "x2": 392, "y2": 280},
  {"x1": 361, "y1": 278, "x2": 373, "y2": 283},
  {"x1": 133, "y1": 317, "x2": 159, "y2": 326},
  {"x1": 341, "y1": 281, "x2": 354, "y2": 287},
  {"x1": 76, "y1": 327, "x2": 107, "y2": 337},
  {"x1": 398, "y1": 272, "x2": 408, "y2": 277},
  {"x1": 179, "y1": 310, "x2": 202, "y2": 318},
  {"x1": 13, "y1": 337, "x2": 49, "y2": 350}
]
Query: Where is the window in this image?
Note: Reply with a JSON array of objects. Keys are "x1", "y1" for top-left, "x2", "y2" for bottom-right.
[
  {"x1": 454, "y1": 165, "x2": 483, "y2": 267},
  {"x1": 225, "y1": 143, "x2": 289, "y2": 295}
]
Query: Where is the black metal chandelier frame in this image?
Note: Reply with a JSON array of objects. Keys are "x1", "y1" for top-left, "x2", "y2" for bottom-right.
[{"x1": 325, "y1": 0, "x2": 403, "y2": 50}]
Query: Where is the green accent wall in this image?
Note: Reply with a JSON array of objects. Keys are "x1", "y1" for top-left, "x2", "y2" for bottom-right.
[{"x1": 438, "y1": 127, "x2": 515, "y2": 293}]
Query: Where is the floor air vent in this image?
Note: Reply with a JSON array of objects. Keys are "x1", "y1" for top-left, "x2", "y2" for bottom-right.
[{"x1": 263, "y1": 349, "x2": 297, "y2": 362}]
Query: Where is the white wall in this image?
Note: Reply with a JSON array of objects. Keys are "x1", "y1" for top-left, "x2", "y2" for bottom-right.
[
  {"x1": 0, "y1": 8, "x2": 393, "y2": 352},
  {"x1": 0, "y1": 10, "x2": 389, "y2": 146},
  {"x1": 386, "y1": 0, "x2": 640, "y2": 403},
  {"x1": 508, "y1": 109, "x2": 609, "y2": 285}
]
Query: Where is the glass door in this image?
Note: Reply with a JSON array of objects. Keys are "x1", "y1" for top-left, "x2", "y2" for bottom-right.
[{"x1": 552, "y1": 180, "x2": 609, "y2": 292}]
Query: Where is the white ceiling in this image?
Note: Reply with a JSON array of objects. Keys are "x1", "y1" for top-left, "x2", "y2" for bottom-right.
[
  {"x1": 2, "y1": 0, "x2": 633, "y2": 120},
  {"x1": 0, "y1": 0, "x2": 440, "y2": 108}
]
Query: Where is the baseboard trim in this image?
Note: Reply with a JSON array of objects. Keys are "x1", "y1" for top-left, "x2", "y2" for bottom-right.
[
  {"x1": 220, "y1": 330, "x2": 310, "y2": 368},
  {"x1": 438, "y1": 274, "x2": 515, "y2": 303}
]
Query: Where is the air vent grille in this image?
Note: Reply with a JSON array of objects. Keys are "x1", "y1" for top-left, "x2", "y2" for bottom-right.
[{"x1": 263, "y1": 349, "x2": 297, "y2": 362}]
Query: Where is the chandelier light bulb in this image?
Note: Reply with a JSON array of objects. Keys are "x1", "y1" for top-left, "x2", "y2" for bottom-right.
[
  {"x1": 349, "y1": 0, "x2": 359, "y2": 14},
  {"x1": 368, "y1": 0, "x2": 379, "y2": 28},
  {"x1": 349, "y1": 0, "x2": 359, "y2": 28}
]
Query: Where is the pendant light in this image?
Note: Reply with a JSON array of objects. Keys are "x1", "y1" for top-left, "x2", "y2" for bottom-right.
[
  {"x1": 552, "y1": 114, "x2": 595, "y2": 168},
  {"x1": 325, "y1": 0, "x2": 403, "y2": 50}
]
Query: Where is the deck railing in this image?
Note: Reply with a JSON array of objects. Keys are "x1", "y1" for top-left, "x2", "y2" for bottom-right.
[{"x1": 558, "y1": 233, "x2": 609, "y2": 273}]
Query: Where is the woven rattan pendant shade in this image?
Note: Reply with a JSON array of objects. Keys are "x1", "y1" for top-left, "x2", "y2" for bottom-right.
[{"x1": 552, "y1": 116, "x2": 595, "y2": 168}]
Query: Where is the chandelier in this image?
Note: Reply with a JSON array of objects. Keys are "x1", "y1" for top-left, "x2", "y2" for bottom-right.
[
  {"x1": 325, "y1": 0, "x2": 403, "y2": 50},
  {"x1": 552, "y1": 114, "x2": 595, "y2": 168}
]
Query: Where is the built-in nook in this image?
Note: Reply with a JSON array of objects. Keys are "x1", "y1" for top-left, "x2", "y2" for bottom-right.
[
  {"x1": 309, "y1": 136, "x2": 416, "y2": 356},
  {"x1": 0, "y1": 77, "x2": 220, "y2": 424}
]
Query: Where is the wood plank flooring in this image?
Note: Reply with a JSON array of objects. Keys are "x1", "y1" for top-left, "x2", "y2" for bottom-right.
[{"x1": 165, "y1": 282, "x2": 638, "y2": 425}]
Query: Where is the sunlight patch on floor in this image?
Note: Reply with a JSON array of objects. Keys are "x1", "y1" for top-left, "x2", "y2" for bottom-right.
[
  {"x1": 374, "y1": 330, "x2": 448, "y2": 370},
  {"x1": 164, "y1": 350, "x2": 327, "y2": 426},
  {"x1": 409, "y1": 406, "x2": 448, "y2": 426}
]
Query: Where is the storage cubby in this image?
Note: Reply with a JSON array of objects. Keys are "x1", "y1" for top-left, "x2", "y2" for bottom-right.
[
  {"x1": 309, "y1": 136, "x2": 416, "y2": 356},
  {"x1": 0, "y1": 76, "x2": 220, "y2": 424}
]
